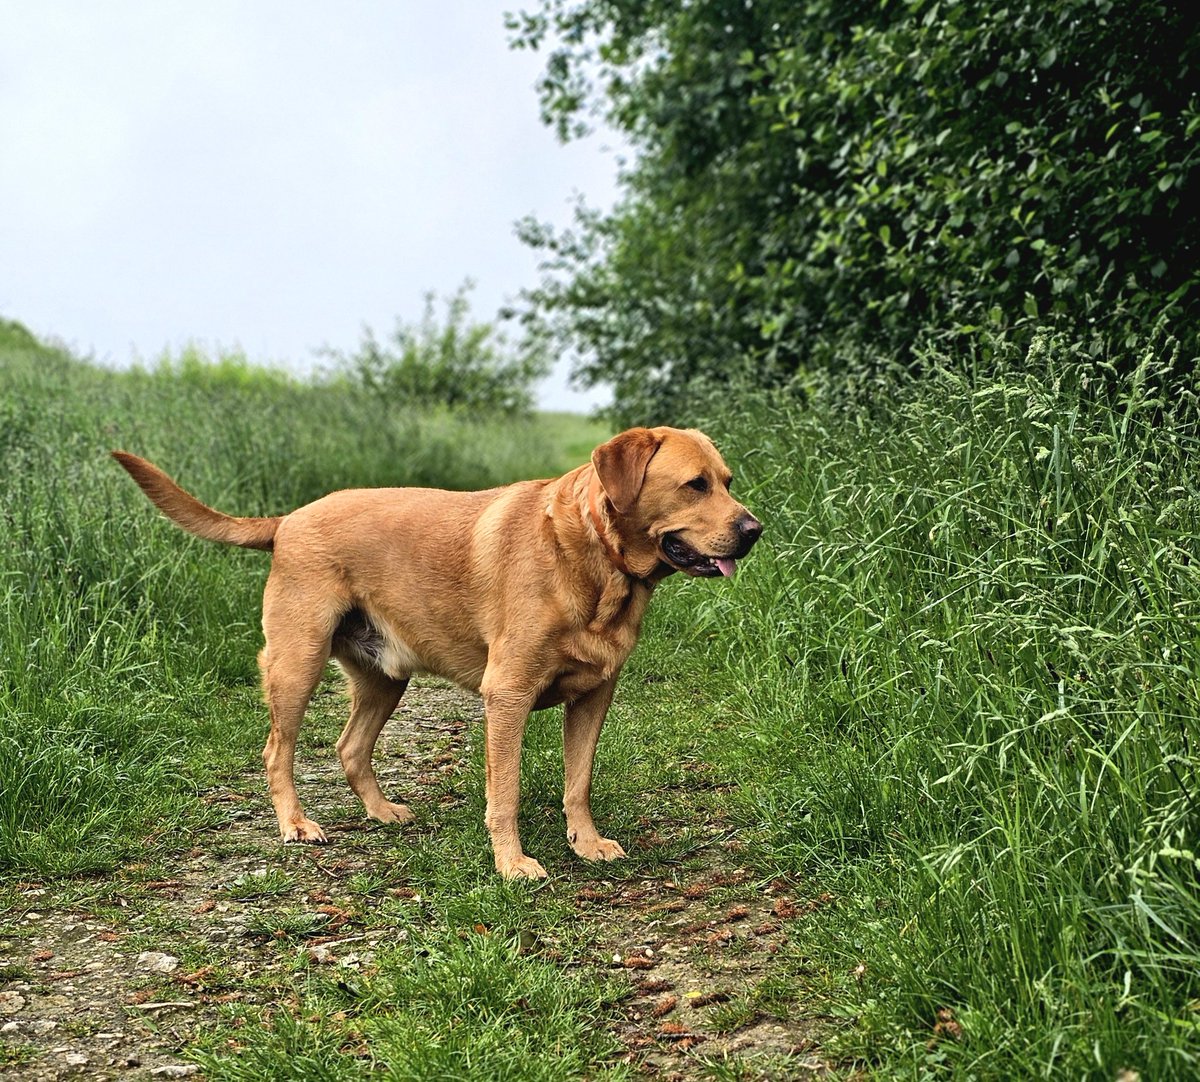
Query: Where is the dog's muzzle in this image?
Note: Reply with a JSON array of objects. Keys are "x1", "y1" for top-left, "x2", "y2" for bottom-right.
[{"x1": 662, "y1": 514, "x2": 762, "y2": 578}]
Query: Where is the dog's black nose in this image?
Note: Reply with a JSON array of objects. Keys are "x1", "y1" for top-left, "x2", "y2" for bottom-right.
[{"x1": 736, "y1": 514, "x2": 762, "y2": 545}]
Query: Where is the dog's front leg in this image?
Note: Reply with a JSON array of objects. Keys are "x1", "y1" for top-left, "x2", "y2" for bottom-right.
[
  {"x1": 481, "y1": 667, "x2": 547, "y2": 880},
  {"x1": 563, "y1": 679, "x2": 626, "y2": 863}
]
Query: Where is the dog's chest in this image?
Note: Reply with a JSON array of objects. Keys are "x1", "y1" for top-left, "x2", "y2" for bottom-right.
[
  {"x1": 539, "y1": 586, "x2": 650, "y2": 705},
  {"x1": 538, "y1": 643, "x2": 629, "y2": 709}
]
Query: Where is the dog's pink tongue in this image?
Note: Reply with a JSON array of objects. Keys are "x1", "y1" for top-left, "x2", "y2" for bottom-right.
[{"x1": 716, "y1": 557, "x2": 737, "y2": 578}]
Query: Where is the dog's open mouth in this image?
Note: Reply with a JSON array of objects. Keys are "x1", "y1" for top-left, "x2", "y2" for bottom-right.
[{"x1": 661, "y1": 533, "x2": 739, "y2": 578}]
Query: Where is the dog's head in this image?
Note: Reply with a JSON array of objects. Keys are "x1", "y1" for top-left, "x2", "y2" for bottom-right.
[{"x1": 592, "y1": 427, "x2": 762, "y2": 579}]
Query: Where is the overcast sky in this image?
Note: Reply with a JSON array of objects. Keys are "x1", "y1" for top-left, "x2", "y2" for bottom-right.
[{"x1": 0, "y1": 2, "x2": 621, "y2": 410}]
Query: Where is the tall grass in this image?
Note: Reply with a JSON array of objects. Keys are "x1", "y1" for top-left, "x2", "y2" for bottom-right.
[
  {"x1": 6, "y1": 314, "x2": 1200, "y2": 1075},
  {"x1": 0, "y1": 323, "x2": 606, "y2": 874},
  {"x1": 659, "y1": 329, "x2": 1200, "y2": 1076}
]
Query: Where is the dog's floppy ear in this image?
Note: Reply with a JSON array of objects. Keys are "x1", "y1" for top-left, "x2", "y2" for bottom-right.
[{"x1": 592, "y1": 428, "x2": 663, "y2": 514}]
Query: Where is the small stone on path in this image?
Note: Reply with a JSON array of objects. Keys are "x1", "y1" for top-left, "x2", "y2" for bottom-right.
[{"x1": 137, "y1": 951, "x2": 180, "y2": 973}]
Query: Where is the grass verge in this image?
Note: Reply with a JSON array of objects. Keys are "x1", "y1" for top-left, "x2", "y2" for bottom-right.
[{"x1": 652, "y1": 329, "x2": 1200, "y2": 1077}]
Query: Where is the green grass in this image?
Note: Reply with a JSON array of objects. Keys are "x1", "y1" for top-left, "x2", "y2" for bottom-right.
[
  {"x1": 643, "y1": 329, "x2": 1200, "y2": 1077},
  {"x1": 4, "y1": 315, "x2": 1199, "y2": 1076},
  {"x1": 191, "y1": 931, "x2": 631, "y2": 1081}
]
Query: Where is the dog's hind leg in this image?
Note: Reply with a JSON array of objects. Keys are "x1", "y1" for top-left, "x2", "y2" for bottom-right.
[
  {"x1": 334, "y1": 657, "x2": 413, "y2": 824},
  {"x1": 259, "y1": 581, "x2": 338, "y2": 844}
]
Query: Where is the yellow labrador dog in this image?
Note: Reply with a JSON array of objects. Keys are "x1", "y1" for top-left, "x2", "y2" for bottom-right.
[{"x1": 113, "y1": 428, "x2": 760, "y2": 878}]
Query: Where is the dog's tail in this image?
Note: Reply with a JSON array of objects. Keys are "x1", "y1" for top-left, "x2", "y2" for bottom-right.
[{"x1": 111, "y1": 451, "x2": 280, "y2": 551}]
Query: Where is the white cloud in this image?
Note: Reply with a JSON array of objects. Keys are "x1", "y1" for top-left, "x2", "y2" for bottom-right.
[{"x1": 0, "y1": 1, "x2": 619, "y2": 410}]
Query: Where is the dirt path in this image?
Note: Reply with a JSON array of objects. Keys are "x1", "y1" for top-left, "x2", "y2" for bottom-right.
[{"x1": 1, "y1": 681, "x2": 832, "y2": 1080}]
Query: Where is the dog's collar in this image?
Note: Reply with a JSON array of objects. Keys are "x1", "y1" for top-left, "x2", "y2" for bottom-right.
[{"x1": 587, "y1": 475, "x2": 638, "y2": 578}]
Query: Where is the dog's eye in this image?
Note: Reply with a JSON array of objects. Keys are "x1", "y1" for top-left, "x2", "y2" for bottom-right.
[{"x1": 686, "y1": 476, "x2": 709, "y2": 493}]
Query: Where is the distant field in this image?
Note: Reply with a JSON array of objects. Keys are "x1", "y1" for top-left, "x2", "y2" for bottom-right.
[{"x1": 2, "y1": 319, "x2": 1198, "y2": 1077}]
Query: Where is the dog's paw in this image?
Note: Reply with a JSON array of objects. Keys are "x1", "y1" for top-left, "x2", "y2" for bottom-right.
[
  {"x1": 281, "y1": 818, "x2": 328, "y2": 844},
  {"x1": 367, "y1": 800, "x2": 415, "y2": 825},
  {"x1": 496, "y1": 854, "x2": 549, "y2": 880},
  {"x1": 571, "y1": 836, "x2": 626, "y2": 862}
]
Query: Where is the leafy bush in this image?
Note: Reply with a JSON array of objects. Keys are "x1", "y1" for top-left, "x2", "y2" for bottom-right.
[
  {"x1": 512, "y1": 0, "x2": 1200, "y2": 420},
  {"x1": 142, "y1": 343, "x2": 298, "y2": 392},
  {"x1": 327, "y1": 283, "x2": 550, "y2": 414}
]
